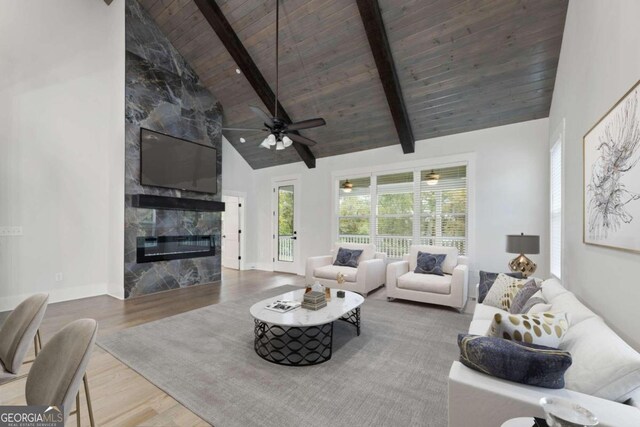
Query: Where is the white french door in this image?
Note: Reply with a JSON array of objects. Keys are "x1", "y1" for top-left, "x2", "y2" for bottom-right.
[
  {"x1": 222, "y1": 195, "x2": 243, "y2": 270},
  {"x1": 272, "y1": 178, "x2": 300, "y2": 274}
]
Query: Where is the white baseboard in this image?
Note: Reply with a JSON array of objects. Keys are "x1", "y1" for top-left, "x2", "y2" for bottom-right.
[
  {"x1": 250, "y1": 262, "x2": 274, "y2": 272},
  {"x1": 0, "y1": 283, "x2": 108, "y2": 312}
]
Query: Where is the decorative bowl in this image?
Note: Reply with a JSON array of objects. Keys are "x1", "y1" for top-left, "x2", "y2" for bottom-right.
[{"x1": 539, "y1": 397, "x2": 598, "y2": 427}]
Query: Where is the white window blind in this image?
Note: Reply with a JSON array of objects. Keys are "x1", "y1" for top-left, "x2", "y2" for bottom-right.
[
  {"x1": 419, "y1": 166, "x2": 467, "y2": 255},
  {"x1": 336, "y1": 163, "x2": 469, "y2": 259},
  {"x1": 338, "y1": 177, "x2": 371, "y2": 244},
  {"x1": 550, "y1": 141, "x2": 562, "y2": 279},
  {"x1": 376, "y1": 172, "x2": 414, "y2": 258}
]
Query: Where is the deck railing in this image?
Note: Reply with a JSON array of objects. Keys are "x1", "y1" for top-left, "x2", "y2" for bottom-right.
[{"x1": 338, "y1": 235, "x2": 466, "y2": 258}]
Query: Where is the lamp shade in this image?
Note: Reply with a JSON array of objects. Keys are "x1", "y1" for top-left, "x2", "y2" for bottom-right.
[{"x1": 506, "y1": 233, "x2": 540, "y2": 255}]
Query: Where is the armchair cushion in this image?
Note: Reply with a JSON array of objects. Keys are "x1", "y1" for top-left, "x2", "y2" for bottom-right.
[
  {"x1": 333, "y1": 247, "x2": 363, "y2": 268},
  {"x1": 397, "y1": 272, "x2": 451, "y2": 294},
  {"x1": 414, "y1": 251, "x2": 446, "y2": 276},
  {"x1": 409, "y1": 245, "x2": 458, "y2": 274},
  {"x1": 313, "y1": 265, "x2": 357, "y2": 282}
]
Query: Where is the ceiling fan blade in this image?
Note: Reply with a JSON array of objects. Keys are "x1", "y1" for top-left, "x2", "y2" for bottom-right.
[
  {"x1": 222, "y1": 127, "x2": 267, "y2": 132},
  {"x1": 286, "y1": 118, "x2": 326, "y2": 131},
  {"x1": 287, "y1": 133, "x2": 318, "y2": 147},
  {"x1": 249, "y1": 105, "x2": 274, "y2": 127}
]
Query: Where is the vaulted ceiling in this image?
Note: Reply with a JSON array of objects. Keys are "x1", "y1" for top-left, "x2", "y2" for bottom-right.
[{"x1": 140, "y1": 0, "x2": 568, "y2": 169}]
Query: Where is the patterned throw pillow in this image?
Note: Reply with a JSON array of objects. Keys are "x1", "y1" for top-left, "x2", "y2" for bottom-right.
[
  {"x1": 458, "y1": 334, "x2": 572, "y2": 389},
  {"x1": 333, "y1": 247, "x2": 363, "y2": 268},
  {"x1": 509, "y1": 280, "x2": 541, "y2": 314},
  {"x1": 478, "y1": 271, "x2": 525, "y2": 303},
  {"x1": 414, "y1": 251, "x2": 446, "y2": 276},
  {"x1": 488, "y1": 312, "x2": 569, "y2": 348},
  {"x1": 519, "y1": 290, "x2": 547, "y2": 314},
  {"x1": 483, "y1": 274, "x2": 532, "y2": 311}
]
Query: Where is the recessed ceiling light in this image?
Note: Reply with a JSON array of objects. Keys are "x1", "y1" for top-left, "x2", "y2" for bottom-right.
[
  {"x1": 235, "y1": 68, "x2": 241, "y2": 74},
  {"x1": 239, "y1": 137, "x2": 246, "y2": 143}
]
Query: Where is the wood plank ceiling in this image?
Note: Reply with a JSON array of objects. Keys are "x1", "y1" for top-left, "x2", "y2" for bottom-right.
[{"x1": 140, "y1": 0, "x2": 568, "y2": 169}]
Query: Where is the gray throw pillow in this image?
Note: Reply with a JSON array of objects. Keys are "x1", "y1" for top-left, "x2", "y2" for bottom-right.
[
  {"x1": 333, "y1": 247, "x2": 363, "y2": 268},
  {"x1": 414, "y1": 251, "x2": 446, "y2": 276},
  {"x1": 458, "y1": 334, "x2": 572, "y2": 389},
  {"x1": 520, "y1": 296, "x2": 547, "y2": 314},
  {"x1": 509, "y1": 280, "x2": 541, "y2": 314},
  {"x1": 478, "y1": 271, "x2": 525, "y2": 303}
]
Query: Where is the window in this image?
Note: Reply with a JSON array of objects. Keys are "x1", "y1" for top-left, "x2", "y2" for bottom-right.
[
  {"x1": 550, "y1": 140, "x2": 562, "y2": 279},
  {"x1": 338, "y1": 177, "x2": 371, "y2": 244},
  {"x1": 336, "y1": 164, "x2": 468, "y2": 258},
  {"x1": 420, "y1": 166, "x2": 467, "y2": 255},
  {"x1": 376, "y1": 172, "x2": 414, "y2": 258}
]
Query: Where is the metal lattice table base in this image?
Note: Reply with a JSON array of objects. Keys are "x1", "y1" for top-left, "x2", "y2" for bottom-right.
[{"x1": 253, "y1": 307, "x2": 361, "y2": 366}]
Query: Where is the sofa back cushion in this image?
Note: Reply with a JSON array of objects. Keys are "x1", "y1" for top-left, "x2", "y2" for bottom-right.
[
  {"x1": 332, "y1": 243, "x2": 375, "y2": 264},
  {"x1": 541, "y1": 278, "x2": 569, "y2": 302},
  {"x1": 560, "y1": 317, "x2": 640, "y2": 402},
  {"x1": 409, "y1": 245, "x2": 458, "y2": 275}
]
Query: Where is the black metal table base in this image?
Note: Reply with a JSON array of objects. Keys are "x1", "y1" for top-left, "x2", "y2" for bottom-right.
[{"x1": 254, "y1": 307, "x2": 361, "y2": 366}]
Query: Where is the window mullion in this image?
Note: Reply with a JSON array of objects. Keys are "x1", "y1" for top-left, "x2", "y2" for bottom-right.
[
  {"x1": 413, "y1": 170, "x2": 420, "y2": 246},
  {"x1": 370, "y1": 174, "x2": 377, "y2": 247}
]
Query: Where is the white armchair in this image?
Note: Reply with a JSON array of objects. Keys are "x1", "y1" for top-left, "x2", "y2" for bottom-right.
[
  {"x1": 386, "y1": 245, "x2": 469, "y2": 310},
  {"x1": 305, "y1": 243, "x2": 387, "y2": 296}
]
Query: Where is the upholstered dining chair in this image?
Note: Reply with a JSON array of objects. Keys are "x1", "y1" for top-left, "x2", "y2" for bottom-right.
[
  {"x1": 26, "y1": 318, "x2": 98, "y2": 427},
  {"x1": 0, "y1": 293, "x2": 48, "y2": 385}
]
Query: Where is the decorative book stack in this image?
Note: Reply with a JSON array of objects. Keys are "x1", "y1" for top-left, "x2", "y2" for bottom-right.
[{"x1": 302, "y1": 291, "x2": 327, "y2": 311}]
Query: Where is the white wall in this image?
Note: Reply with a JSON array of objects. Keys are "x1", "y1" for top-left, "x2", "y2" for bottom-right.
[
  {"x1": 0, "y1": 0, "x2": 125, "y2": 310},
  {"x1": 223, "y1": 119, "x2": 550, "y2": 288},
  {"x1": 549, "y1": 0, "x2": 640, "y2": 349}
]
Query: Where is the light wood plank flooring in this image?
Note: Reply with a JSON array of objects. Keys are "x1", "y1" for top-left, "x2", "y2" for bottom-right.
[{"x1": 0, "y1": 269, "x2": 313, "y2": 426}]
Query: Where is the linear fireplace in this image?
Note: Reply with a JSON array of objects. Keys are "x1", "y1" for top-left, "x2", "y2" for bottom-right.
[{"x1": 136, "y1": 235, "x2": 215, "y2": 263}]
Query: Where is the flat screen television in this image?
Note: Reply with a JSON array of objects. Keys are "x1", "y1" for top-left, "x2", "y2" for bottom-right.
[{"x1": 140, "y1": 128, "x2": 217, "y2": 194}]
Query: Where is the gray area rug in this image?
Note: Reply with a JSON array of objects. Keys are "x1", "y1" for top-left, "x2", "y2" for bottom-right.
[{"x1": 98, "y1": 286, "x2": 471, "y2": 427}]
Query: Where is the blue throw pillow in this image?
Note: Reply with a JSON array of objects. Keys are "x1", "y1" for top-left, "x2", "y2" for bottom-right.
[
  {"x1": 478, "y1": 271, "x2": 525, "y2": 303},
  {"x1": 333, "y1": 247, "x2": 363, "y2": 268},
  {"x1": 414, "y1": 251, "x2": 446, "y2": 276},
  {"x1": 458, "y1": 334, "x2": 572, "y2": 389},
  {"x1": 509, "y1": 279, "x2": 541, "y2": 314}
]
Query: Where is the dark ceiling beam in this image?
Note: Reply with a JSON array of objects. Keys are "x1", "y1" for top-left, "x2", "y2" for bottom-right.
[
  {"x1": 356, "y1": 0, "x2": 415, "y2": 154},
  {"x1": 193, "y1": 0, "x2": 316, "y2": 168}
]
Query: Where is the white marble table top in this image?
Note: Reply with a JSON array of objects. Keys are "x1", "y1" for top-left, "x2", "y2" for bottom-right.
[{"x1": 250, "y1": 288, "x2": 364, "y2": 327}]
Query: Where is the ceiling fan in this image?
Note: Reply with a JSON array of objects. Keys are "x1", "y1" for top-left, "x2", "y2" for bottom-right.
[{"x1": 222, "y1": 0, "x2": 326, "y2": 151}]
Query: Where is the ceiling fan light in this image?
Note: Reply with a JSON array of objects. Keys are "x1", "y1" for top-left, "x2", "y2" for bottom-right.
[
  {"x1": 426, "y1": 171, "x2": 440, "y2": 186},
  {"x1": 276, "y1": 139, "x2": 285, "y2": 150},
  {"x1": 341, "y1": 179, "x2": 353, "y2": 193},
  {"x1": 282, "y1": 135, "x2": 292, "y2": 147},
  {"x1": 259, "y1": 138, "x2": 271, "y2": 149},
  {"x1": 267, "y1": 133, "x2": 277, "y2": 146}
]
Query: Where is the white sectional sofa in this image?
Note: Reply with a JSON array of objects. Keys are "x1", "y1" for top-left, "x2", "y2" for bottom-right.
[{"x1": 448, "y1": 278, "x2": 640, "y2": 427}]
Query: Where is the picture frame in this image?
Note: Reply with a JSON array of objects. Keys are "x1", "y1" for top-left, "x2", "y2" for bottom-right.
[{"x1": 583, "y1": 80, "x2": 640, "y2": 253}]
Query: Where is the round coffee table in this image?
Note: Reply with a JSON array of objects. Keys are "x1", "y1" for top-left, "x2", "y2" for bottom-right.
[{"x1": 250, "y1": 288, "x2": 364, "y2": 366}]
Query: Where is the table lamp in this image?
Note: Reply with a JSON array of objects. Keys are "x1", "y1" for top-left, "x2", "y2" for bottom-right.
[{"x1": 506, "y1": 233, "x2": 540, "y2": 278}]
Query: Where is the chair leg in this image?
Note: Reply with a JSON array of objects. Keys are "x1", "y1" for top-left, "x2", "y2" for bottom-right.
[
  {"x1": 83, "y1": 374, "x2": 96, "y2": 427},
  {"x1": 76, "y1": 392, "x2": 81, "y2": 427}
]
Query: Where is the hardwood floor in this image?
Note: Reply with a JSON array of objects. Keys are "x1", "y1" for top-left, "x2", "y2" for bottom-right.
[{"x1": 0, "y1": 268, "x2": 309, "y2": 427}]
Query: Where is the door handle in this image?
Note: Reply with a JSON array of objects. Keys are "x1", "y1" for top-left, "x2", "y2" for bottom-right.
[
  {"x1": 222, "y1": 235, "x2": 226, "y2": 238},
  {"x1": 291, "y1": 236, "x2": 297, "y2": 240}
]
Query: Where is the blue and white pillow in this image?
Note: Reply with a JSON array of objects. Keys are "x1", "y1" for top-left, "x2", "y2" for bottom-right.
[
  {"x1": 458, "y1": 334, "x2": 572, "y2": 389},
  {"x1": 333, "y1": 247, "x2": 363, "y2": 268},
  {"x1": 414, "y1": 251, "x2": 446, "y2": 276}
]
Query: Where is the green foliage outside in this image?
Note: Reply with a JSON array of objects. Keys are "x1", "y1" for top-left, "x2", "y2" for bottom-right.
[{"x1": 278, "y1": 187, "x2": 294, "y2": 236}]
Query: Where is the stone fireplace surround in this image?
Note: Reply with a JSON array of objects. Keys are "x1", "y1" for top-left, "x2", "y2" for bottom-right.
[{"x1": 124, "y1": 0, "x2": 223, "y2": 298}]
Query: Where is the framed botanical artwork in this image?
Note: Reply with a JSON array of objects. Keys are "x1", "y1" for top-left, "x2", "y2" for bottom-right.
[{"x1": 584, "y1": 80, "x2": 640, "y2": 252}]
